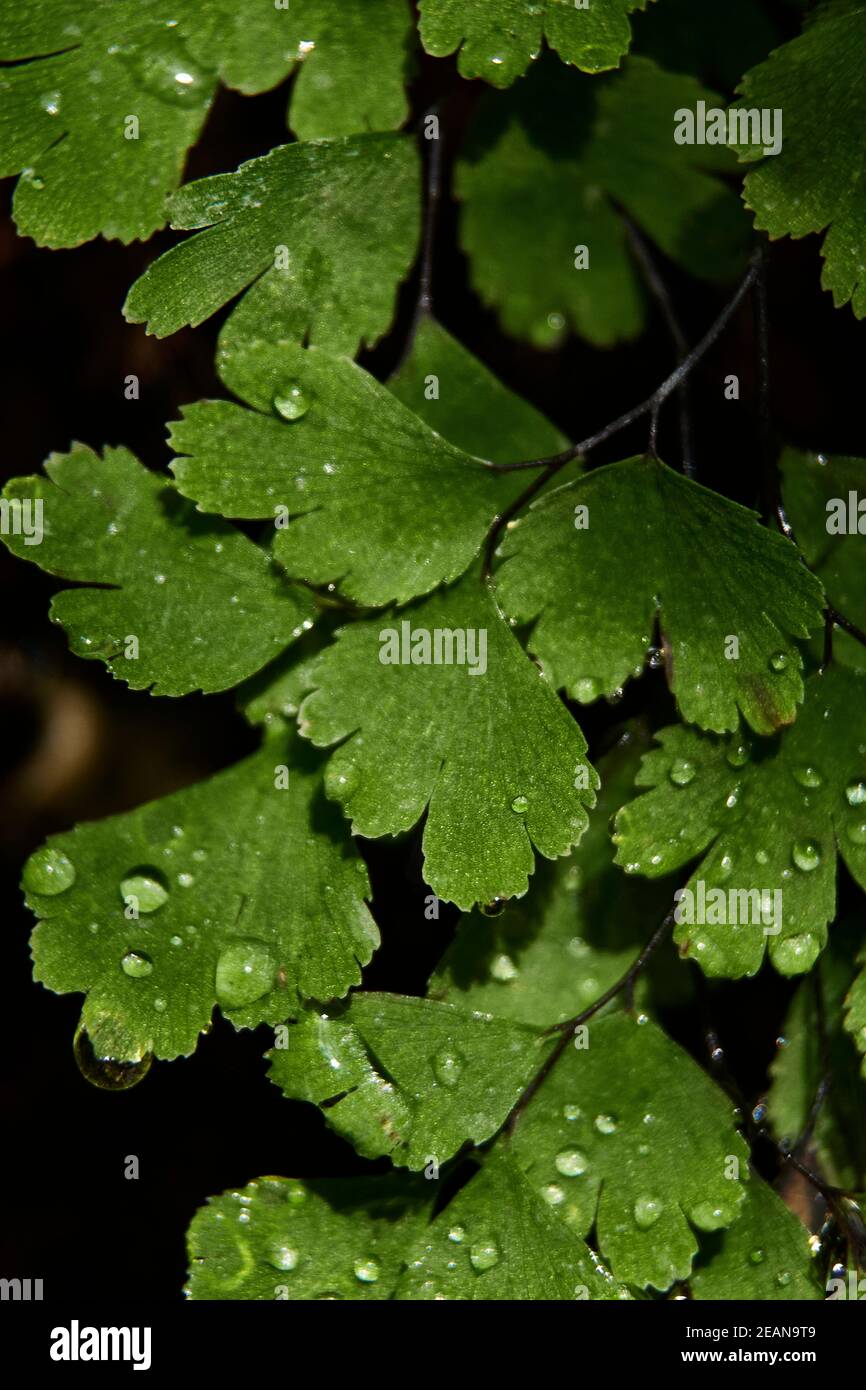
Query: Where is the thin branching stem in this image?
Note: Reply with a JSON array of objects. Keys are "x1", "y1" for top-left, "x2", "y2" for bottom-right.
[
  {"x1": 620, "y1": 211, "x2": 694, "y2": 474},
  {"x1": 487, "y1": 250, "x2": 762, "y2": 476},
  {"x1": 394, "y1": 102, "x2": 444, "y2": 371},
  {"x1": 504, "y1": 909, "x2": 675, "y2": 1137}
]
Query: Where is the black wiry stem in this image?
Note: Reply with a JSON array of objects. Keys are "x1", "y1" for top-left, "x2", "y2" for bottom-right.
[
  {"x1": 395, "y1": 103, "x2": 443, "y2": 370},
  {"x1": 504, "y1": 909, "x2": 674, "y2": 1137},
  {"x1": 621, "y1": 212, "x2": 694, "y2": 474},
  {"x1": 488, "y1": 251, "x2": 761, "y2": 476},
  {"x1": 754, "y1": 239, "x2": 776, "y2": 522}
]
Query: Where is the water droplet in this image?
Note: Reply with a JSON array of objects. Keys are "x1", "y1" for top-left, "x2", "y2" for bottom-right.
[
  {"x1": 573, "y1": 677, "x2": 601, "y2": 703},
  {"x1": 845, "y1": 779, "x2": 866, "y2": 807},
  {"x1": 633, "y1": 1196, "x2": 663, "y2": 1230},
  {"x1": 669, "y1": 758, "x2": 696, "y2": 787},
  {"x1": 846, "y1": 818, "x2": 866, "y2": 846},
  {"x1": 479, "y1": 898, "x2": 506, "y2": 917},
  {"x1": 469, "y1": 1241, "x2": 500, "y2": 1271},
  {"x1": 120, "y1": 869, "x2": 169, "y2": 913},
  {"x1": 793, "y1": 765, "x2": 823, "y2": 789},
  {"x1": 749, "y1": 1248, "x2": 766, "y2": 1265},
  {"x1": 776, "y1": 1270, "x2": 792, "y2": 1287},
  {"x1": 490, "y1": 953, "x2": 518, "y2": 982},
  {"x1": 540, "y1": 1183, "x2": 565, "y2": 1205},
  {"x1": 73, "y1": 1024, "x2": 151, "y2": 1091},
  {"x1": 268, "y1": 1243, "x2": 298, "y2": 1272},
  {"x1": 594, "y1": 1114, "x2": 618, "y2": 1135},
  {"x1": 121, "y1": 951, "x2": 153, "y2": 979},
  {"x1": 432, "y1": 1049, "x2": 464, "y2": 1087},
  {"x1": 647, "y1": 645, "x2": 663, "y2": 669},
  {"x1": 324, "y1": 759, "x2": 359, "y2": 801},
  {"x1": 773, "y1": 932, "x2": 820, "y2": 972},
  {"x1": 215, "y1": 939, "x2": 276, "y2": 1008},
  {"x1": 769, "y1": 651, "x2": 789, "y2": 672},
  {"x1": 447, "y1": 1225, "x2": 465, "y2": 1244},
  {"x1": 120, "y1": 37, "x2": 208, "y2": 106},
  {"x1": 23, "y1": 846, "x2": 76, "y2": 896},
  {"x1": 691, "y1": 1201, "x2": 731, "y2": 1231},
  {"x1": 353, "y1": 1257, "x2": 380, "y2": 1284},
  {"x1": 273, "y1": 381, "x2": 312, "y2": 421},
  {"x1": 555, "y1": 1149, "x2": 589, "y2": 1177},
  {"x1": 177, "y1": 871, "x2": 194, "y2": 888},
  {"x1": 511, "y1": 794, "x2": 529, "y2": 814},
  {"x1": 791, "y1": 839, "x2": 821, "y2": 872},
  {"x1": 563, "y1": 1103, "x2": 581, "y2": 1121},
  {"x1": 726, "y1": 742, "x2": 751, "y2": 768}
]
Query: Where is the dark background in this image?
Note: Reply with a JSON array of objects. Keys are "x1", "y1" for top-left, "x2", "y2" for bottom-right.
[{"x1": 0, "y1": 0, "x2": 859, "y2": 1299}]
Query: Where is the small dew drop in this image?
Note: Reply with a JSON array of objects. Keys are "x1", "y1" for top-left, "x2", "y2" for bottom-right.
[
  {"x1": 273, "y1": 381, "x2": 313, "y2": 421},
  {"x1": 353, "y1": 1257, "x2": 380, "y2": 1284},
  {"x1": 633, "y1": 1196, "x2": 663, "y2": 1230},
  {"x1": 594, "y1": 1113, "x2": 618, "y2": 1135},
  {"x1": 669, "y1": 758, "x2": 696, "y2": 787},
  {"x1": 120, "y1": 870, "x2": 169, "y2": 913},
  {"x1": 791, "y1": 839, "x2": 821, "y2": 872},
  {"x1": 121, "y1": 951, "x2": 153, "y2": 979},
  {"x1": 511, "y1": 794, "x2": 529, "y2": 814},
  {"x1": 769, "y1": 651, "x2": 789, "y2": 673},
  {"x1": 432, "y1": 1049, "x2": 464, "y2": 1087}
]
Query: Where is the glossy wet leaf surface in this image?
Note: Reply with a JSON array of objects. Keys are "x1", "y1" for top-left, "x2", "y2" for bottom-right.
[
  {"x1": 0, "y1": 0, "x2": 414, "y2": 246},
  {"x1": 297, "y1": 572, "x2": 597, "y2": 909},
  {"x1": 24, "y1": 730, "x2": 376, "y2": 1061},
  {"x1": 1, "y1": 444, "x2": 312, "y2": 695},
  {"x1": 510, "y1": 1011, "x2": 750, "y2": 1290},
  {"x1": 124, "y1": 133, "x2": 419, "y2": 349},
  {"x1": 613, "y1": 667, "x2": 866, "y2": 977},
  {"x1": 497, "y1": 455, "x2": 823, "y2": 733}
]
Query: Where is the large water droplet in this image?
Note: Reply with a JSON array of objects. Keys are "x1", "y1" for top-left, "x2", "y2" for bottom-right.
[
  {"x1": 479, "y1": 898, "x2": 506, "y2": 918},
  {"x1": 268, "y1": 1243, "x2": 298, "y2": 1272},
  {"x1": 511, "y1": 794, "x2": 529, "y2": 814},
  {"x1": 353, "y1": 1257, "x2": 380, "y2": 1284},
  {"x1": 773, "y1": 932, "x2": 820, "y2": 973},
  {"x1": 120, "y1": 869, "x2": 169, "y2": 913},
  {"x1": 23, "y1": 846, "x2": 76, "y2": 896},
  {"x1": 845, "y1": 779, "x2": 866, "y2": 807},
  {"x1": 432, "y1": 1048, "x2": 464, "y2": 1087},
  {"x1": 691, "y1": 1201, "x2": 731, "y2": 1231},
  {"x1": 791, "y1": 839, "x2": 821, "y2": 872},
  {"x1": 555, "y1": 1149, "x2": 589, "y2": 1177},
  {"x1": 120, "y1": 37, "x2": 208, "y2": 107},
  {"x1": 215, "y1": 939, "x2": 276, "y2": 1008},
  {"x1": 633, "y1": 1196, "x2": 663, "y2": 1230},
  {"x1": 490, "y1": 953, "x2": 518, "y2": 982},
  {"x1": 273, "y1": 381, "x2": 312, "y2": 421},
  {"x1": 121, "y1": 950, "x2": 153, "y2": 979},
  {"x1": 73, "y1": 1024, "x2": 152, "y2": 1091},
  {"x1": 594, "y1": 1113, "x2": 618, "y2": 1135},
  {"x1": 669, "y1": 758, "x2": 696, "y2": 787},
  {"x1": 447, "y1": 1225, "x2": 465, "y2": 1244},
  {"x1": 846, "y1": 818, "x2": 866, "y2": 846},
  {"x1": 469, "y1": 1241, "x2": 500, "y2": 1271}
]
